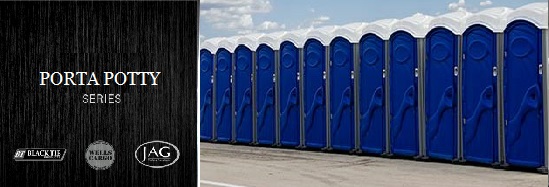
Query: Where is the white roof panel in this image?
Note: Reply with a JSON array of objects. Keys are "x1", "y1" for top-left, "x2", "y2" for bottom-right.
[
  {"x1": 218, "y1": 37, "x2": 238, "y2": 53},
  {"x1": 200, "y1": 37, "x2": 223, "y2": 53},
  {"x1": 466, "y1": 7, "x2": 513, "y2": 33},
  {"x1": 507, "y1": 2, "x2": 548, "y2": 29},
  {"x1": 429, "y1": 11, "x2": 471, "y2": 35},
  {"x1": 305, "y1": 26, "x2": 337, "y2": 46},
  {"x1": 361, "y1": 19, "x2": 397, "y2": 40},
  {"x1": 279, "y1": 29, "x2": 309, "y2": 48},
  {"x1": 236, "y1": 33, "x2": 264, "y2": 51},
  {"x1": 391, "y1": 13, "x2": 434, "y2": 38},
  {"x1": 258, "y1": 31, "x2": 286, "y2": 50},
  {"x1": 332, "y1": 22, "x2": 367, "y2": 43}
]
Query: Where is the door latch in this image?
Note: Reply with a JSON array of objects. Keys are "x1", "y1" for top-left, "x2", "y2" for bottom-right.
[
  {"x1": 382, "y1": 69, "x2": 386, "y2": 78},
  {"x1": 453, "y1": 66, "x2": 459, "y2": 76},
  {"x1": 414, "y1": 68, "x2": 419, "y2": 77},
  {"x1": 492, "y1": 66, "x2": 497, "y2": 77}
]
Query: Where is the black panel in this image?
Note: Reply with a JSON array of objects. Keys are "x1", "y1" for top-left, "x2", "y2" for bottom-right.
[{"x1": 0, "y1": 1, "x2": 197, "y2": 186}]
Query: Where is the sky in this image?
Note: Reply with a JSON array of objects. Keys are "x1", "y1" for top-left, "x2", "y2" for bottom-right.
[{"x1": 199, "y1": 0, "x2": 545, "y2": 42}]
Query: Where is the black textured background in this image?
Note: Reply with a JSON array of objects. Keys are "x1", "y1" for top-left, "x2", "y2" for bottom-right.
[{"x1": 0, "y1": 1, "x2": 197, "y2": 186}]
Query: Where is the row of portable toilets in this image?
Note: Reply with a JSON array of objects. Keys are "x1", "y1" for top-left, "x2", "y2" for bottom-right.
[{"x1": 200, "y1": 3, "x2": 548, "y2": 172}]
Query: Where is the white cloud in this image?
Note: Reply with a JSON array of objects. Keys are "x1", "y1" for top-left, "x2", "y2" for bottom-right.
[
  {"x1": 310, "y1": 16, "x2": 330, "y2": 28},
  {"x1": 448, "y1": 0, "x2": 467, "y2": 12},
  {"x1": 480, "y1": 0, "x2": 492, "y2": 6},
  {"x1": 257, "y1": 21, "x2": 286, "y2": 31},
  {"x1": 201, "y1": 0, "x2": 274, "y2": 33}
]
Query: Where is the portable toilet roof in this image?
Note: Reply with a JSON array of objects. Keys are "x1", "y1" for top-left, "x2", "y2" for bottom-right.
[
  {"x1": 506, "y1": 2, "x2": 548, "y2": 29},
  {"x1": 361, "y1": 19, "x2": 398, "y2": 40},
  {"x1": 390, "y1": 13, "x2": 433, "y2": 38},
  {"x1": 466, "y1": 7, "x2": 513, "y2": 33},
  {"x1": 332, "y1": 22, "x2": 367, "y2": 43},
  {"x1": 201, "y1": 37, "x2": 224, "y2": 53},
  {"x1": 305, "y1": 26, "x2": 337, "y2": 46},
  {"x1": 237, "y1": 33, "x2": 264, "y2": 51},
  {"x1": 429, "y1": 11, "x2": 472, "y2": 35},
  {"x1": 279, "y1": 29, "x2": 309, "y2": 48},
  {"x1": 258, "y1": 31, "x2": 286, "y2": 50},
  {"x1": 218, "y1": 36, "x2": 238, "y2": 53}
]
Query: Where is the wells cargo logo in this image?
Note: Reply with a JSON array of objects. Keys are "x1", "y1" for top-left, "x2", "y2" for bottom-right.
[
  {"x1": 135, "y1": 140, "x2": 180, "y2": 169},
  {"x1": 13, "y1": 148, "x2": 67, "y2": 161},
  {"x1": 86, "y1": 140, "x2": 115, "y2": 170}
]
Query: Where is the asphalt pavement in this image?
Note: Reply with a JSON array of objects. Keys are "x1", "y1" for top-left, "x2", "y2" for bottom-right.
[{"x1": 200, "y1": 142, "x2": 546, "y2": 187}]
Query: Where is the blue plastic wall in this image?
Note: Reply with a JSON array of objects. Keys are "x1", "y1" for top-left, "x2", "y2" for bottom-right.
[
  {"x1": 359, "y1": 34, "x2": 386, "y2": 154},
  {"x1": 504, "y1": 20, "x2": 544, "y2": 168},
  {"x1": 462, "y1": 25, "x2": 498, "y2": 164},
  {"x1": 256, "y1": 44, "x2": 276, "y2": 145},
  {"x1": 279, "y1": 41, "x2": 301, "y2": 147},
  {"x1": 389, "y1": 31, "x2": 419, "y2": 157},
  {"x1": 200, "y1": 49, "x2": 214, "y2": 141},
  {"x1": 216, "y1": 48, "x2": 233, "y2": 142},
  {"x1": 303, "y1": 39, "x2": 327, "y2": 149},
  {"x1": 330, "y1": 37, "x2": 355, "y2": 151},
  {"x1": 234, "y1": 45, "x2": 254, "y2": 144},
  {"x1": 425, "y1": 28, "x2": 458, "y2": 160}
]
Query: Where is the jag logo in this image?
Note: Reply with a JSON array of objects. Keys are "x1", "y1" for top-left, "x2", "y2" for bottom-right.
[
  {"x1": 135, "y1": 140, "x2": 180, "y2": 168},
  {"x1": 13, "y1": 148, "x2": 66, "y2": 161}
]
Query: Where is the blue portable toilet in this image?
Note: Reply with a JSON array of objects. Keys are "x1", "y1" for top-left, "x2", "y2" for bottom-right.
[
  {"x1": 337, "y1": 22, "x2": 368, "y2": 153},
  {"x1": 278, "y1": 31, "x2": 307, "y2": 147},
  {"x1": 504, "y1": 3, "x2": 548, "y2": 171},
  {"x1": 463, "y1": 7, "x2": 512, "y2": 165},
  {"x1": 200, "y1": 38, "x2": 221, "y2": 141},
  {"x1": 302, "y1": 28, "x2": 333, "y2": 149},
  {"x1": 255, "y1": 33, "x2": 282, "y2": 146},
  {"x1": 424, "y1": 12, "x2": 470, "y2": 161},
  {"x1": 214, "y1": 38, "x2": 237, "y2": 143},
  {"x1": 328, "y1": 26, "x2": 359, "y2": 151},
  {"x1": 359, "y1": 19, "x2": 396, "y2": 155},
  {"x1": 388, "y1": 14, "x2": 433, "y2": 157},
  {"x1": 233, "y1": 34, "x2": 262, "y2": 144}
]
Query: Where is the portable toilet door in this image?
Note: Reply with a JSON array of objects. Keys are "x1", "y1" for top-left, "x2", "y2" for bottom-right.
[
  {"x1": 425, "y1": 28, "x2": 458, "y2": 161},
  {"x1": 462, "y1": 25, "x2": 498, "y2": 164},
  {"x1": 358, "y1": 33, "x2": 386, "y2": 154},
  {"x1": 329, "y1": 36, "x2": 355, "y2": 151},
  {"x1": 504, "y1": 19, "x2": 543, "y2": 169},
  {"x1": 303, "y1": 38, "x2": 327, "y2": 149},
  {"x1": 200, "y1": 48, "x2": 214, "y2": 141},
  {"x1": 504, "y1": 2, "x2": 548, "y2": 172},
  {"x1": 279, "y1": 41, "x2": 301, "y2": 147},
  {"x1": 388, "y1": 14, "x2": 432, "y2": 157},
  {"x1": 361, "y1": 19, "x2": 397, "y2": 155},
  {"x1": 234, "y1": 44, "x2": 254, "y2": 144},
  {"x1": 427, "y1": 11, "x2": 470, "y2": 162},
  {"x1": 256, "y1": 43, "x2": 276, "y2": 145},
  {"x1": 462, "y1": 7, "x2": 511, "y2": 165},
  {"x1": 389, "y1": 31, "x2": 419, "y2": 157},
  {"x1": 215, "y1": 47, "x2": 233, "y2": 142}
]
